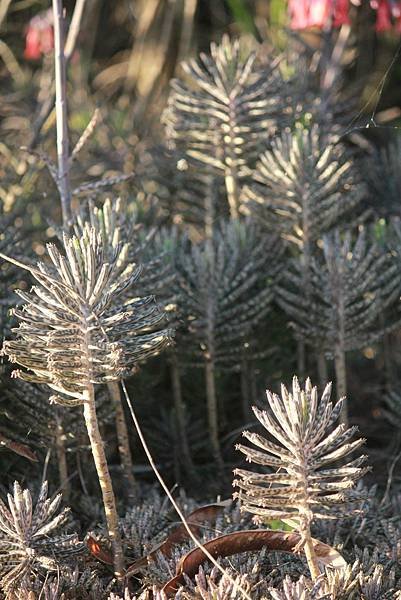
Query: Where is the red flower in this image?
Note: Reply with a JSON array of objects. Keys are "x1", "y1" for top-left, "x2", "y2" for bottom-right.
[
  {"x1": 375, "y1": 0, "x2": 392, "y2": 30},
  {"x1": 287, "y1": 0, "x2": 401, "y2": 32},
  {"x1": 24, "y1": 8, "x2": 54, "y2": 61},
  {"x1": 333, "y1": 0, "x2": 351, "y2": 26}
]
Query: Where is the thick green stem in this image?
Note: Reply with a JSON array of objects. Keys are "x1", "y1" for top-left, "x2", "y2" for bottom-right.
[
  {"x1": 107, "y1": 380, "x2": 136, "y2": 503},
  {"x1": 83, "y1": 384, "x2": 124, "y2": 578}
]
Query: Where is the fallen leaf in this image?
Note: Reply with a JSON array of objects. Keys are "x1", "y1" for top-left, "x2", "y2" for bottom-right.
[
  {"x1": 86, "y1": 536, "x2": 114, "y2": 566},
  {"x1": 162, "y1": 529, "x2": 347, "y2": 595},
  {"x1": 0, "y1": 432, "x2": 38, "y2": 462}
]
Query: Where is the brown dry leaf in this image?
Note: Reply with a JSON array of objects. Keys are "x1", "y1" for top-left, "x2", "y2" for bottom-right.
[
  {"x1": 162, "y1": 529, "x2": 347, "y2": 595},
  {"x1": 86, "y1": 536, "x2": 114, "y2": 566},
  {"x1": 0, "y1": 432, "x2": 38, "y2": 462}
]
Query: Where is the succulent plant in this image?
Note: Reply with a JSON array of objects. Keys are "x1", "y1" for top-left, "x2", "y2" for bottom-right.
[
  {"x1": 2, "y1": 225, "x2": 173, "y2": 576},
  {"x1": 269, "y1": 575, "x2": 328, "y2": 600},
  {"x1": 175, "y1": 218, "x2": 282, "y2": 466},
  {"x1": 164, "y1": 35, "x2": 285, "y2": 218},
  {"x1": 277, "y1": 229, "x2": 401, "y2": 422},
  {"x1": 242, "y1": 125, "x2": 366, "y2": 247},
  {"x1": 0, "y1": 481, "x2": 81, "y2": 596},
  {"x1": 234, "y1": 376, "x2": 368, "y2": 580}
]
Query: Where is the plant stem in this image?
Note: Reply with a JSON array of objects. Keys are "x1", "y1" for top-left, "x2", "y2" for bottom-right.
[
  {"x1": 241, "y1": 357, "x2": 252, "y2": 422},
  {"x1": 170, "y1": 353, "x2": 195, "y2": 476},
  {"x1": 225, "y1": 96, "x2": 240, "y2": 218},
  {"x1": 52, "y1": 0, "x2": 72, "y2": 226},
  {"x1": 303, "y1": 531, "x2": 321, "y2": 581},
  {"x1": 334, "y1": 339, "x2": 348, "y2": 426},
  {"x1": 82, "y1": 383, "x2": 124, "y2": 578},
  {"x1": 31, "y1": 0, "x2": 87, "y2": 150},
  {"x1": 55, "y1": 412, "x2": 70, "y2": 502},
  {"x1": 316, "y1": 352, "x2": 328, "y2": 388},
  {"x1": 225, "y1": 167, "x2": 240, "y2": 219},
  {"x1": 325, "y1": 233, "x2": 348, "y2": 425},
  {"x1": 205, "y1": 358, "x2": 224, "y2": 469},
  {"x1": 107, "y1": 380, "x2": 136, "y2": 503}
]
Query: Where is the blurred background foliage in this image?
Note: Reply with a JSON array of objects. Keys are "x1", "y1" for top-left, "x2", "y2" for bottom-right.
[
  {"x1": 2, "y1": 0, "x2": 401, "y2": 496},
  {"x1": 2, "y1": 0, "x2": 401, "y2": 225}
]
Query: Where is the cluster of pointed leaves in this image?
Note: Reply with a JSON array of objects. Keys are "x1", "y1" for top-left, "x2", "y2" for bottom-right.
[
  {"x1": 175, "y1": 219, "x2": 282, "y2": 368},
  {"x1": 69, "y1": 197, "x2": 156, "y2": 266},
  {"x1": 2, "y1": 225, "x2": 173, "y2": 406},
  {"x1": 234, "y1": 377, "x2": 368, "y2": 527},
  {"x1": 163, "y1": 35, "x2": 284, "y2": 180},
  {"x1": 70, "y1": 198, "x2": 177, "y2": 319},
  {"x1": 0, "y1": 481, "x2": 81, "y2": 595},
  {"x1": 242, "y1": 125, "x2": 366, "y2": 248},
  {"x1": 0, "y1": 209, "x2": 32, "y2": 341},
  {"x1": 277, "y1": 229, "x2": 401, "y2": 353},
  {"x1": 191, "y1": 565, "x2": 253, "y2": 600}
]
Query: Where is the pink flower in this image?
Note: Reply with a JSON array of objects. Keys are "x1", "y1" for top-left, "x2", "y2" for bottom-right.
[
  {"x1": 308, "y1": 0, "x2": 331, "y2": 27},
  {"x1": 288, "y1": 0, "x2": 310, "y2": 29},
  {"x1": 287, "y1": 0, "x2": 401, "y2": 32},
  {"x1": 24, "y1": 27, "x2": 42, "y2": 60},
  {"x1": 390, "y1": 1, "x2": 401, "y2": 18},
  {"x1": 288, "y1": 0, "x2": 347, "y2": 30},
  {"x1": 24, "y1": 8, "x2": 54, "y2": 61}
]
